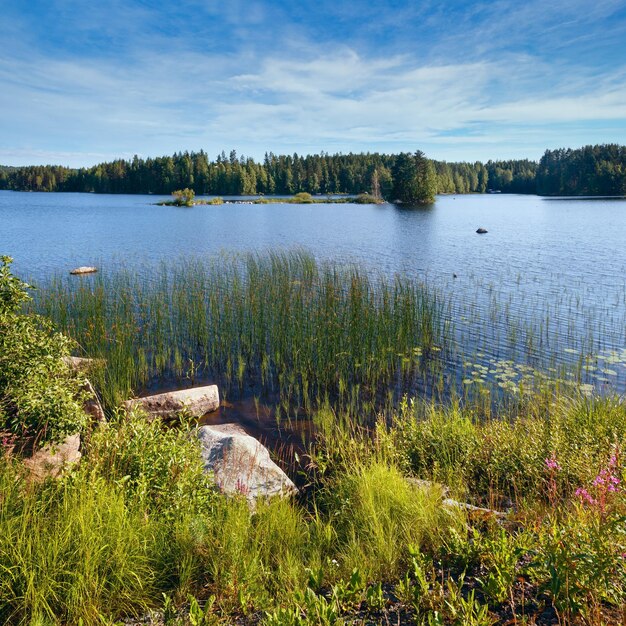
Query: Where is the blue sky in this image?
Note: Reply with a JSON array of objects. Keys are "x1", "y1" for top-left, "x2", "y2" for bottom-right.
[{"x1": 1, "y1": 0, "x2": 626, "y2": 166}]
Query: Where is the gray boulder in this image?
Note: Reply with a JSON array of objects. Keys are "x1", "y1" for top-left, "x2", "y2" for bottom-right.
[
  {"x1": 197, "y1": 423, "x2": 297, "y2": 502},
  {"x1": 62, "y1": 356, "x2": 106, "y2": 422},
  {"x1": 62, "y1": 355, "x2": 106, "y2": 373},
  {"x1": 70, "y1": 266, "x2": 98, "y2": 275},
  {"x1": 124, "y1": 385, "x2": 220, "y2": 419},
  {"x1": 23, "y1": 433, "x2": 81, "y2": 481}
]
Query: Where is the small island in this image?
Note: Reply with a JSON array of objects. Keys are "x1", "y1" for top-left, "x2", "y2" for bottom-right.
[{"x1": 158, "y1": 188, "x2": 387, "y2": 207}]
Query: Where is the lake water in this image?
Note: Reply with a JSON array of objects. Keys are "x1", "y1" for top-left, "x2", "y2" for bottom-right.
[{"x1": 2, "y1": 190, "x2": 625, "y2": 394}]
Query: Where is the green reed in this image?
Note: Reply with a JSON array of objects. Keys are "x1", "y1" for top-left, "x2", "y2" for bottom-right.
[{"x1": 34, "y1": 251, "x2": 448, "y2": 416}]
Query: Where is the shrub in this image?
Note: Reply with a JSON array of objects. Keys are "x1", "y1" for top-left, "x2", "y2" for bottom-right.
[
  {"x1": 171, "y1": 188, "x2": 195, "y2": 206},
  {"x1": 86, "y1": 408, "x2": 216, "y2": 515},
  {"x1": 354, "y1": 193, "x2": 382, "y2": 204},
  {"x1": 0, "y1": 256, "x2": 86, "y2": 446},
  {"x1": 290, "y1": 192, "x2": 314, "y2": 203}
]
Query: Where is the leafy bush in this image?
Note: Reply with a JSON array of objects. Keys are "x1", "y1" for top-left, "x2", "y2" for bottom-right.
[
  {"x1": 86, "y1": 409, "x2": 216, "y2": 515},
  {"x1": 171, "y1": 188, "x2": 195, "y2": 206},
  {"x1": 0, "y1": 256, "x2": 87, "y2": 446},
  {"x1": 290, "y1": 192, "x2": 314, "y2": 203},
  {"x1": 354, "y1": 193, "x2": 382, "y2": 204}
]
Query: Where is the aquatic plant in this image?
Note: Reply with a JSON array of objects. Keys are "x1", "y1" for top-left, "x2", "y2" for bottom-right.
[{"x1": 34, "y1": 251, "x2": 447, "y2": 416}]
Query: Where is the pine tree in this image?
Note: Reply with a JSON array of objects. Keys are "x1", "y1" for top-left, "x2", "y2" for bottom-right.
[{"x1": 392, "y1": 151, "x2": 437, "y2": 204}]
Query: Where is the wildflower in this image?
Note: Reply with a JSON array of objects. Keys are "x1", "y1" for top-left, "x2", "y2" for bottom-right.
[
  {"x1": 593, "y1": 468, "x2": 621, "y2": 491},
  {"x1": 575, "y1": 487, "x2": 597, "y2": 506},
  {"x1": 235, "y1": 478, "x2": 250, "y2": 496},
  {"x1": 545, "y1": 455, "x2": 560, "y2": 471}
]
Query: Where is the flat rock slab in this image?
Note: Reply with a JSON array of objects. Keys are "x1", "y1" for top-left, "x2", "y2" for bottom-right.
[
  {"x1": 124, "y1": 385, "x2": 220, "y2": 419},
  {"x1": 23, "y1": 433, "x2": 81, "y2": 481},
  {"x1": 197, "y1": 423, "x2": 297, "y2": 502},
  {"x1": 70, "y1": 266, "x2": 98, "y2": 275},
  {"x1": 443, "y1": 498, "x2": 506, "y2": 519}
]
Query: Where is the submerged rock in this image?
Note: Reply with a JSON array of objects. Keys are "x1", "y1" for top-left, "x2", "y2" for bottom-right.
[
  {"x1": 124, "y1": 385, "x2": 220, "y2": 419},
  {"x1": 70, "y1": 266, "x2": 98, "y2": 275},
  {"x1": 197, "y1": 423, "x2": 297, "y2": 502}
]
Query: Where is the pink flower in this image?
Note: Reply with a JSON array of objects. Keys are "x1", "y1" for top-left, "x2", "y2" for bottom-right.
[
  {"x1": 545, "y1": 455, "x2": 560, "y2": 471},
  {"x1": 575, "y1": 487, "x2": 597, "y2": 506}
]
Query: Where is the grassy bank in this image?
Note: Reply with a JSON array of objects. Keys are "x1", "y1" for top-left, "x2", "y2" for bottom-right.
[{"x1": 1, "y1": 394, "x2": 625, "y2": 625}]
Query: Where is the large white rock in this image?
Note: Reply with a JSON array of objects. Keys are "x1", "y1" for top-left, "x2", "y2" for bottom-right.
[
  {"x1": 197, "y1": 423, "x2": 297, "y2": 502},
  {"x1": 70, "y1": 266, "x2": 98, "y2": 275},
  {"x1": 124, "y1": 385, "x2": 220, "y2": 419}
]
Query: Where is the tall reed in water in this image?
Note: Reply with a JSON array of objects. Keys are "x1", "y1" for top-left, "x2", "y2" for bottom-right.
[{"x1": 34, "y1": 251, "x2": 448, "y2": 416}]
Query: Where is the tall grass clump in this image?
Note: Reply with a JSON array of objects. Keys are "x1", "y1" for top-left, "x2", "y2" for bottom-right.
[
  {"x1": 0, "y1": 460, "x2": 159, "y2": 625},
  {"x1": 34, "y1": 251, "x2": 447, "y2": 417},
  {"x1": 386, "y1": 392, "x2": 626, "y2": 505},
  {"x1": 325, "y1": 461, "x2": 460, "y2": 581}
]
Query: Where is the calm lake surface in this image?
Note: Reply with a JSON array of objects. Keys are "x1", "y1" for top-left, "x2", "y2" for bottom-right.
[{"x1": 2, "y1": 190, "x2": 625, "y2": 393}]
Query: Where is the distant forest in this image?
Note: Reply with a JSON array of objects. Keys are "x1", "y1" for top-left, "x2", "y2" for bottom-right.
[{"x1": 1, "y1": 144, "x2": 624, "y2": 198}]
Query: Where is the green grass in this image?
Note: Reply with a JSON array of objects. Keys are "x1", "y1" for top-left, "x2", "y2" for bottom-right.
[
  {"x1": 0, "y1": 460, "x2": 160, "y2": 625},
  {"x1": 385, "y1": 393, "x2": 626, "y2": 504},
  {"x1": 0, "y1": 410, "x2": 464, "y2": 625},
  {"x1": 3, "y1": 394, "x2": 624, "y2": 624}
]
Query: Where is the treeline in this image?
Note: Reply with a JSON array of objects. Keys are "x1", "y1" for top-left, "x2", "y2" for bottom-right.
[
  {"x1": 0, "y1": 151, "x2": 395, "y2": 196},
  {"x1": 0, "y1": 151, "x2": 535, "y2": 196},
  {"x1": 1, "y1": 144, "x2": 624, "y2": 197},
  {"x1": 536, "y1": 144, "x2": 626, "y2": 196}
]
